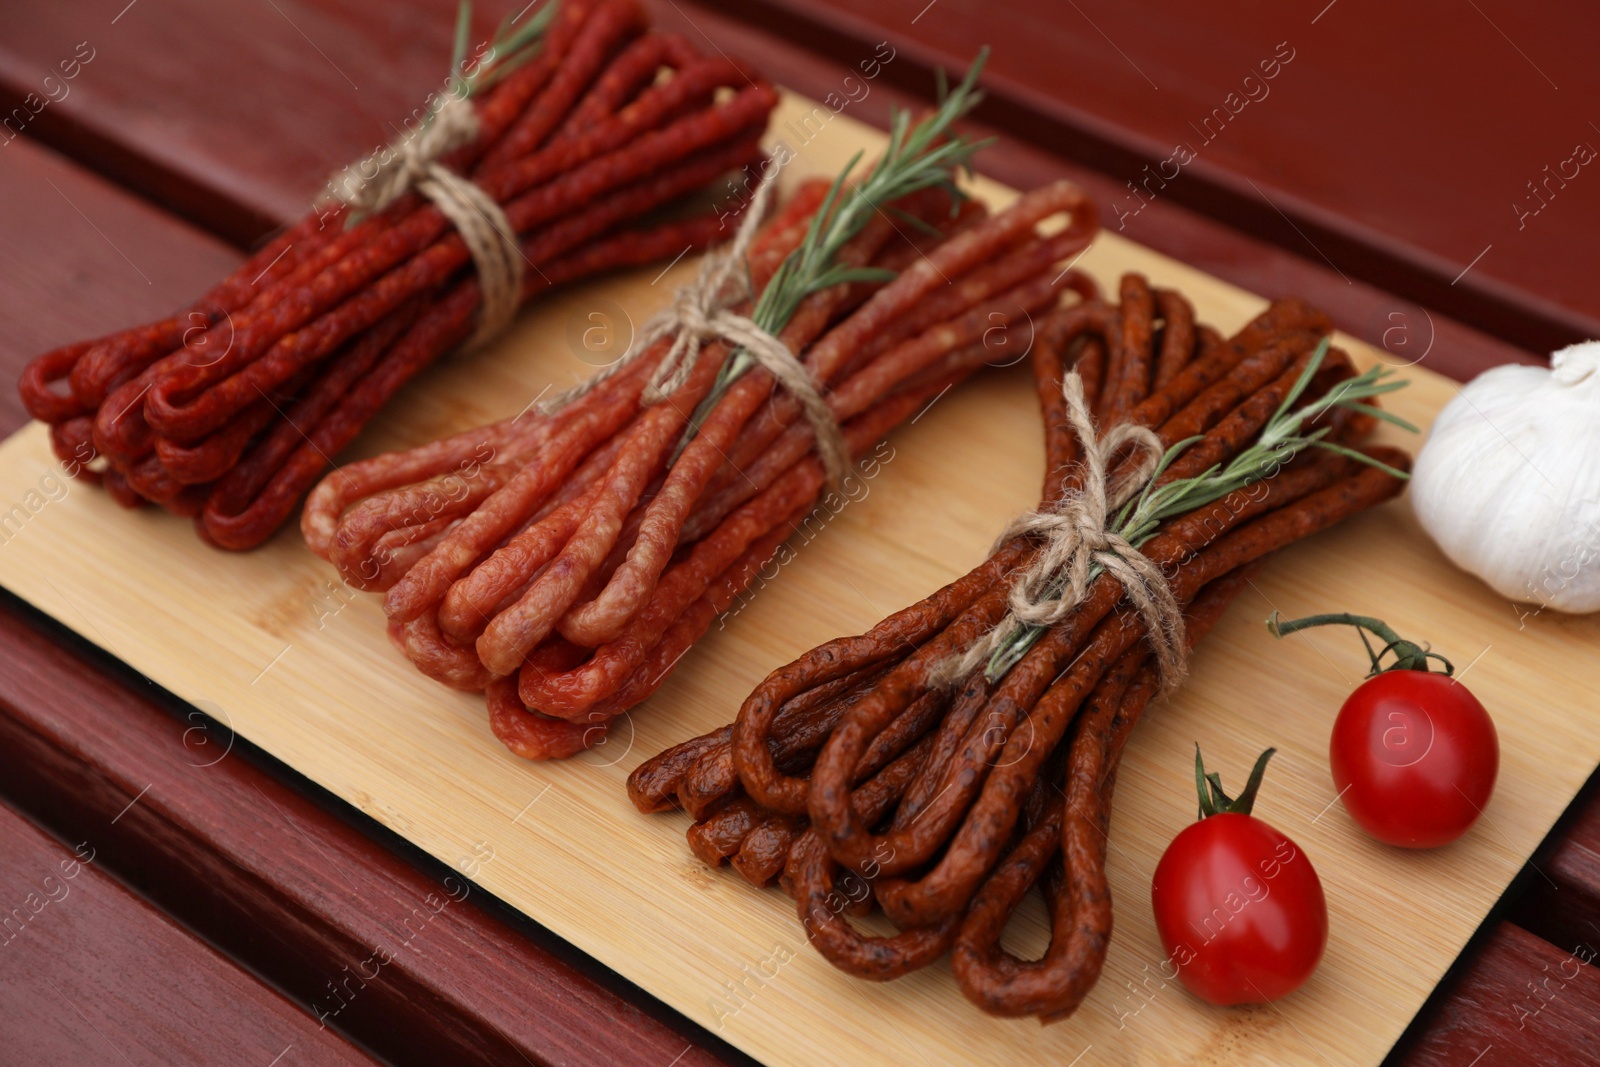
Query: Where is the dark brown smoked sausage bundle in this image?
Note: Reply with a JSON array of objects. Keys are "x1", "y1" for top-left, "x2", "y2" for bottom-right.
[{"x1": 628, "y1": 280, "x2": 1408, "y2": 1019}]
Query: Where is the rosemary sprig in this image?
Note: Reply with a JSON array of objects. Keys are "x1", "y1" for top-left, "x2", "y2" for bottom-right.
[
  {"x1": 669, "y1": 50, "x2": 992, "y2": 459},
  {"x1": 448, "y1": 0, "x2": 559, "y2": 100},
  {"x1": 336, "y1": 2, "x2": 555, "y2": 225},
  {"x1": 983, "y1": 336, "x2": 1416, "y2": 681}
]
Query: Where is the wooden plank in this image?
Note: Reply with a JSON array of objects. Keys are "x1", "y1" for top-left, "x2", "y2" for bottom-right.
[
  {"x1": 0, "y1": 95, "x2": 1592, "y2": 1066},
  {"x1": 0, "y1": 0, "x2": 1536, "y2": 383},
  {"x1": 1511, "y1": 768, "x2": 1600, "y2": 954},
  {"x1": 686, "y1": 0, "x2": 1600, "y2": 353},
  {"x1": 0, "y1": 137, "x2": 241, "y2": 432},
  {"x1": 1392, "y1": 922, "x2": 1600, "y2": 1067},
  {"x1": 0, "y1": 801, "x2": 376, "y2": 1066},
  {"x1": 642, "y1": 0, "x2": 1537, "y2": 386},
  {"x1": 0, "y1": 596, "x2": 745, "y2": 1067},
  {"x1": 0, "y1": 4, "x2": 1585, "y2": 1061},
  {"x1": 0, "y1": 138, "x2": 744, "y2": 1067},
  {"x1": 0, "y1": 0, "x2": 462, "y2": 244}
]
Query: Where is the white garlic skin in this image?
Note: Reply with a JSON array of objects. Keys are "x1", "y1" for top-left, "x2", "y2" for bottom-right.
[{"x1": 1411, "y1": 341, "x2": 1600, "y2": 613}]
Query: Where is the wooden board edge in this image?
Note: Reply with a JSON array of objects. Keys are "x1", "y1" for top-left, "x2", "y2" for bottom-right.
[{"x1": 0, "y1": 590, "x2": 752, "y2": 1067}]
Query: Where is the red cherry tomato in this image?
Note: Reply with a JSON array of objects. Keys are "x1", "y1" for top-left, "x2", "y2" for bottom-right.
[
  {"x1": 1268, "y1": 609, "x2": 1499, "y2": 849},
  {"x1": 1151, "y1": 748, "x2": 1327, "y2": 1006},
  {"x1": 1330, "y1": 670, "x2": 1498, "y2": 848}
]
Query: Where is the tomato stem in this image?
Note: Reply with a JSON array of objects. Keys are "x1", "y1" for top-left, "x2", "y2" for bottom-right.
[
  {"x1": 1265, "y1": 610, "x2": 1454, "y2": 677},
  {"x1": 1194, "y1": 744, "x2": 1277, "y2": 819}
]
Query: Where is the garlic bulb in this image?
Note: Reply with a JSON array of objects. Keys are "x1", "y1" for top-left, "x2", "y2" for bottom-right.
[{"x1": 1411, "y1": 340, "x2": 1600, "y2": 613}]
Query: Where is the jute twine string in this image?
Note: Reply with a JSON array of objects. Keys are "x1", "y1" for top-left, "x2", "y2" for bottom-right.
[
  {"x1": 931, "y1": 370, "x2": 1189, "y2": 690},
  {"x1": 326, "y1": 92, "x2": 524, "y2": 350},
  {"x1": 536, "y1": 163, "x2": 851, "y2": 490}
]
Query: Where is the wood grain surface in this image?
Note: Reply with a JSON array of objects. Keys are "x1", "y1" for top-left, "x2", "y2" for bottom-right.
[
  {"x1": 0, "y1": 133, "x2": 751, "y2": 1067},
  {"x1": 1399, "y1": 923, "x2": 1600, "y2": 1067},
  {"x1": 1512, "y1": 771, "x2": 1600, "y2": 956},
  {"x1": 0, "y1": 95, "x2": 1593, "y2": 1067},
  {"x1": 0, "y1": 593, "x2": 750, "y2": 1067},
  {"x1": 0, "y1": 138, "x2": 241, "y2": 431},
  {"x1": 0, "y1": 0, "x2": 1537, "y2": 387},
  {"x1": 687, "y1": 0, "x2": 1600, "y2": 353},
  {"x1": 4, "y1": 3, "x2": 1597, "y2": 1063},
  {"x1": 0, "y1": 0, "x2": 458, "y2": 242},
  {"x1": 0, "y1": 801, "x2": 375, "y2": 1066}
]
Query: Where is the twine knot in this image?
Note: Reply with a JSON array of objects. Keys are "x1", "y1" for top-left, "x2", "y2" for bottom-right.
[
  {"x1": 540, "y1": 161, "x2": 850, "y2": 489},
  {"x1": 933, "y1": 371, "x2": 1189, "y2": 690},
  {"x1": 326, "y1": 92, "x2": 523, "y2": 350},
  {"x1": 637, "y1": 224, "x2": 754, "y2": 405}
]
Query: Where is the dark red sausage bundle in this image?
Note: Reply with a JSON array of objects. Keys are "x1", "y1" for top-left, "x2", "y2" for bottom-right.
[
  {"x1": 18, "y1": 0, "x2": 778, "y2": 550},
  {"x1": 300, "y1": 167, "x2": 1101, "y2": 757},
  {"x1": 629, "y1": 279, "x2": 1411, "y2": 1020}
]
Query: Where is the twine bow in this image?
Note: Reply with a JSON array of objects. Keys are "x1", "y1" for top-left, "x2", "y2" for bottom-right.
[
  {"x1": 538, "y1": 163, "x2": 851, "y2": 490},
  {"x1": 325, "y1": 92, "x2": 523, "y2": 350},
  {"x1": 933, "y1": 370, "x2": 1189, "y2": 690}
]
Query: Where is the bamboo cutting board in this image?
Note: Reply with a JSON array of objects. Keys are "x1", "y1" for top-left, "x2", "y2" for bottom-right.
[{"x1": 1, "y1": 94, "x2": 1595, "y2": 1067}]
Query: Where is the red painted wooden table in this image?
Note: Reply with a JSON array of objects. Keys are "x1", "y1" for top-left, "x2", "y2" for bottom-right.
[{"x1": 0, "y1": 2, "x2": 1595, "y2": 1064}]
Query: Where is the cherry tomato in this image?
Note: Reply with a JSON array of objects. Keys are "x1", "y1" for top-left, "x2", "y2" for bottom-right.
[
  {"x1": 1151, "y1": 748, "x2": 1327, "y2": 1006},
  {"x1": 1330, "y1": 670, "x2": 1497, "y2": 848},
  {"x1": 1268, "y1": 609, "x2": 1499, "y2": 849}
]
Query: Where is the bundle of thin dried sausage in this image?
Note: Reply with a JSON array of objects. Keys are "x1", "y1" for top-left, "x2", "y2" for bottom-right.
[
  {"x1": 17, "y1": 0, "x2": 778, "y2": 549},
  {"x1": 299, "y1": 73, "x2": 1103, "y2": 757},
  {"x1": 628, "y1": 277, "x2": 1412, "y2": 1019}
]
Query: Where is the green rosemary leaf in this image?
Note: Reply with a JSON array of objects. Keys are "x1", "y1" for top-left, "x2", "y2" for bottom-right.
[
  {"x1": 493, "y1": 4, "x2": 517, "y2": 43},
  {"x1": 887, "y1": 205, "x2": 946, "y2": 237},
  {"x1": 1132, "y1": 435, "x2": 1205, "y2": 514},
  {"x1": 1310, "y1": 440, "x2": 1413, "y2": 480},
  {"x1": 981, "y1": 342, "x2": 1417, "y2": 683},
  {"x1": 470, "y1": 1, "x2": 559, "y2": 94},
  {"x1": 814, "y1": 266, "x2": 899, "y2": 288},
  {"x1": 1336, "y1": 400, "x2": 1420, "y2": 433},
  {"x1": 1339, "y1": 376, "x2": 1409, "y2": 398},
  {"x1": 669, "y1": 49, "x2": 991, "y2": 458},
  {"x1": 341, "y1": 2, "x2": 556, "y2": 229},
  {"x1": 1270, "y1": 337, "x2": 1330, "y2": 424},
  {"x1": 452, "y1": 2, "x2": 474, "y2": 80}
]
